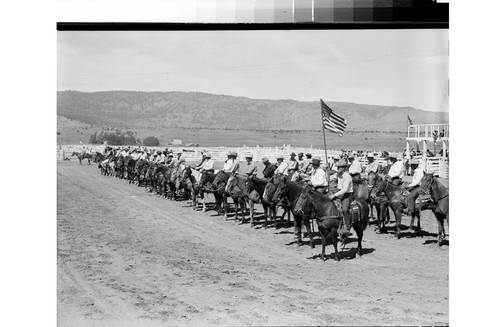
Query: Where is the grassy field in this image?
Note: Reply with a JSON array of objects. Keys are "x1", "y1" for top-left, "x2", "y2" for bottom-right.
[{"x1": 57, "y1": 116, "x2": 448, "y2": 153}]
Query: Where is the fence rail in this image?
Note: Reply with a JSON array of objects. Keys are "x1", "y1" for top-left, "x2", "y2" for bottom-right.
[{"x1": 57, "y1": 144, "x2": 449, "y2": 178}]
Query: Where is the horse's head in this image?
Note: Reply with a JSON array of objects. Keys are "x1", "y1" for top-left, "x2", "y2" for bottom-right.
[
  {"x1": 419, "y1": 173, "x2": 434, "y2": 195},
  {"x1": 372, "y1": 179, "x2": 388, "y2": 197},
  {"x1": 294, "y1": 186, "x2": 313, "y2": 215},
  {"x1": 367, "y1": 171, "x2": 380, "y2": 187},
  {"x1": 212, "y1": 171, "x2": 228, "y2": 189},
  {"x1": 199, "y1": 171, "x2": 209, "y2": 186},
  {"x1": 263, "y1": 176, "x2": 286, "y2": 203},
  {"x1": 182, "y1": 166, "x2": 192, "y2": 180}
]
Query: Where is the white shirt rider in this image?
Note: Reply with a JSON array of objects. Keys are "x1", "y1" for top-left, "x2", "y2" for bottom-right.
[
  {"x1": 348, "y1": 158, "x2": 362, "y2": 174},
  {"x1": 275, "y1": 160, "x2": 288, "y2": 176},
  {"x1": 387, "y1": 160, "x2": 405, "y2": 179},
  {"x1": 407, "y1": 160, "x2": 426, "y2": 188},
  {"x1": 310, "y1": 166, "x2": 327, "y2": 187}
]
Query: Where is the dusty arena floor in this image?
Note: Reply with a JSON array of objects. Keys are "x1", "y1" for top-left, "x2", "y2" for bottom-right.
[{"x1": 57, "y1": 160, "x2": 449, "y2": 326}]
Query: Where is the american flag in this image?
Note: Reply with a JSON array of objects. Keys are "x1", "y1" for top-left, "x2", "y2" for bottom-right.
[
  {"x1": 321, "y1": 99, "x2": 347, "y2": 136},
  {"x1": 407, "y1": 114, "x2": 413, "y2": 125}
]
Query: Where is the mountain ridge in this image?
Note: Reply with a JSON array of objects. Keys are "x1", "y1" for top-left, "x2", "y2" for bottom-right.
[{"x1": 57, "y1": 90, "x2": 448, "y2": 132}]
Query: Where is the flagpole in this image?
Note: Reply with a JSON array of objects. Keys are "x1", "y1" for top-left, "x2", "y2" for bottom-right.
[{"x1": 320, "y1": 99, "x2": 331, "y2": 194}]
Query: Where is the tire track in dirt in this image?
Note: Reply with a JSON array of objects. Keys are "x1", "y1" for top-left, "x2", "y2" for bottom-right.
[{"x1": 58, "y1": 162, "x2": 448, "y2": 326}]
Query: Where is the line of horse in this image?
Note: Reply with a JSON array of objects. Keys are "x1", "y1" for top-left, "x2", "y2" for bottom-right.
[{"x1": 89, "y1": 154, "x2": 449, "y2": 262}]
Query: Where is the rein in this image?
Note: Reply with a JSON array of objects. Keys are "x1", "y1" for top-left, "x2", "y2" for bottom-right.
[{"x1": 299, "y1": 191, "x2": 341, "y2": 221}]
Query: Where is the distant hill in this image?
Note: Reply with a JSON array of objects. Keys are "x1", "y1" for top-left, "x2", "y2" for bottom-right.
[{"x1": 57, "y1": 91, "x2": 448, "y2": 132}]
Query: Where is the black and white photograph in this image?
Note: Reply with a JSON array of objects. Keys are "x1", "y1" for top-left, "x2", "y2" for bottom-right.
[{"x1": 55, "y1": 26, "x2": 450, "y2": 326}]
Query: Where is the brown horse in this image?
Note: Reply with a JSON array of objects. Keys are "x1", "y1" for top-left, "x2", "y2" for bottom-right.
[
  {"x1": 419, "y1": 173, "x2": 449, "y2": 246},
  {"x1": 199, "y1": 170, "x2": 226, "y2": 215},
  {"x1": 224, "y1": 175, "x2": 249, "y2": 223},
  {"x1": 180, "y1": 166, "x2": 206, "y2": 211},
  {"x1": 263, "y1": 178, "x2": 314, "y2": 248},
  {"x1": 71, "y1": 151, "x2": 92, "y2": 165},
  {"x1": 246, "y1": 177, "x2": 276, "y2": 227},
  {"x1": 294, "y1": 186, "x2": 369, "y2": 261},
  {"x1": 371, "y1": 179, "x2": 407, "y2": 239}
]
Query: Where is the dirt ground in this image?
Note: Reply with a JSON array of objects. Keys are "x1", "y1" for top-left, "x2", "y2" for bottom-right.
[{"x1": 57, "y1": 160, "x2": 449, "y2": 326}]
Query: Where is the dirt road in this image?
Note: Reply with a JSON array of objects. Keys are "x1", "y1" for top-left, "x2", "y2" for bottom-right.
[{"x1": 57, "y1": 161, "x2": 448, "y2": 326}]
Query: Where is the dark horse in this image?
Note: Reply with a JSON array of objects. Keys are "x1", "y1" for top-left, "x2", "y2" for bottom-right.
[
  {"x1": 263, "y1": 178, "x2": 314, "y2": 248},
  {"x1": 294, "y1": 186, "x2": 369, "y2": 261},
  {"x1": 198, "y1": 170, "x2": 225, "y2": 214},
  {"x1": 180, "y1": 166, "x2": 206, "y2": 210},
  {"x1": 246, "y1": 176, "x2": 276, "y2": 227},
  {"x1": 419, "y1": 173, "x2": 449, "y2": 246},
  {"x1": 367, "y1": 172, "x2": 392, "y2": 232},
  {"x1": 71, "y1": 151, "x2": 92, "y2": 165},
  {"x1": 152, "y1": 164, "x2": 172, "y2": 198},
  {"x1": 371, "y1": 177, "x2": 433, "y2": 238}
]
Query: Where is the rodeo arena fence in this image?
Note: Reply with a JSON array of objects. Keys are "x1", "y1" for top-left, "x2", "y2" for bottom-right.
[{"x1": 57, "y1": 145, "x2": 449, "y2": 179}]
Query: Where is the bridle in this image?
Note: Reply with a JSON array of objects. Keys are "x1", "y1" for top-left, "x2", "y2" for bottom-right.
[
  {"x1": 421, "y1": 175, "x2": 449, "y2": 202},
  {"x1": 296, "y1": 189, "x2": 341, "y2": 221}
]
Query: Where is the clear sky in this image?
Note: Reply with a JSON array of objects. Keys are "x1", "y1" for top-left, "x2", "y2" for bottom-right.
[{"x1": 58, "y1": 29, "x2": 448, "y2": 112}]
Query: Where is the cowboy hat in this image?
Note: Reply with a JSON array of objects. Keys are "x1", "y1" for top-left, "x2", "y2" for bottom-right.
[
  {"x1": 262, "y1": 157, "x2": 269, "y2": 163},
  {"x1": 298, "y1": 152, "x2": 304, "y2": 156},
  {"x1": 245, "y1": 153, "x2": 253, "y2": 159},
  {"x1": 311, "y1": 158, "x2": 321, "y2": 165},
  {"x1": 348, "y1": 153, "x2": 355, "y2": 159},
  {"x1": 290, "y1": 152, "x2": 296, "y2": 157},
  {"x1": 276, "y1": 154, "x2": 284, "y2": 160},
  {"x1": 305, "y1": 153, "x2": 312, "y2": 158},
  {"x1": 205, "y1": 153, "x2": 211, "y2": 158},
  {"x1": 337, "y1": 159, "x2": 349, "y2": 167},
  {"x1": 367, "y1": 153, "x2": 374, "y2": 158}
]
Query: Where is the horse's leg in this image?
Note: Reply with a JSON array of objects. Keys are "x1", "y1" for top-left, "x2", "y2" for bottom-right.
[
  {"x1": 304, "y1": 217, "x2": 314, "y2": 249},
  {"x1": 223, "y1": 193, "x2": 229, "y2": 220},
  {"x1": 249, "y1": 200, "x2": 255, "y2": 226},
  {"x1": 295, "y1": 216, "x2": 303, "y2": 246},
  {"x1": 331, "y1": 227, "x2": 340, "y2": 262},
  {"x1": 201, "y1": 191, "x2": 207, "y2": 212},
  {"x1": 394, "y1": 208, "x2": 402, "y2": 239},
  {"x1": 238, "y1": 198, "x2": 245, "y2": 223},
  {"x1": 353, "y1": 222, "x2": 363, "y2": 258},
  {"x1": 319, "y1": 228, "x2": 327, "y2": 261},
  {"x1": 192, "y1": 188, "x2": 197, "y2": 210},
  {"x1": 436, "y1": 213, "x2": 445, "y2": 246}
]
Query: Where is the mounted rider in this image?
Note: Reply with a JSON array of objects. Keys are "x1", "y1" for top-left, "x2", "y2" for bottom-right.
[
  {"x1": 223, "y1": 151, "x2": 239, "y2": 174},
  {"x1": 300, "y1": 153, "x2": 313, "y2": 175},
  {"x1": 196, "y1": 152, "x2": 215, "y2": 175},
  {"x1": 364, "y1": 153, "x2": 379, "y2": 176},
  {"x1": 348, "y1": 153, "x2": 362, "y2": 182},
  {"x1": 288, "y1": 152, "x2": 300, "y2": 182},
  {"x1": 386, "y1": 153, "x2": 404, "y2": 185},
  {"x1": 195, "y1": 152, "x2": 208, "y2": 170},
  {"x1": 261, "y1": 157, "x2": 276, "y2": 179},
  {"x1": 304, "y1": 158, "x2": 328, "y2": 194},
  {"x1": 275, "y1": 154, "x2": 288, "y2": 177},
  {"x1": 241, "y1": 153, "x2": 257, "y2": 178},
  {"x1": 297, "y1": 152, "x2": 304, "y2": 171},
  {"x1": 165, "y1": 152, "x2": 174, "y2": 166},
  {"x1": 404, "y1": 158, "x2": 426, "y2": 216},
  {"x1": 328, "y1": 158, "x2": 354, "y2": 236},
  {"x1": 329, "y1": 154, "x2": 340, "y2": 173}
]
